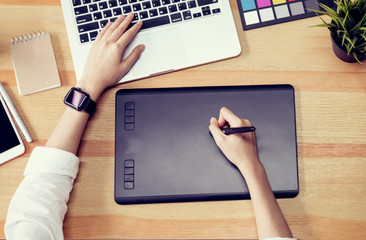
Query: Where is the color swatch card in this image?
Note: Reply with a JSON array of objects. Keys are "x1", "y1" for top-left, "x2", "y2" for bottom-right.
[{"x1": 237, "y1": 0, "x2": 335, "y2": 30}]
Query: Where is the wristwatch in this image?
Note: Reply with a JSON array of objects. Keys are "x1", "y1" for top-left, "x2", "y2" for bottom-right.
[{"x1": 64, "y1": 87, "x2": 96, "y2": 116}]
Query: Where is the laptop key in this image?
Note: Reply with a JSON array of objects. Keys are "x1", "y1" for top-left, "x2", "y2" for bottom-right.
[
  {"x1": 133, "y1": 3, "x2": 142, "y2": 11},
  {"x1": 149, "y1": 9, "x2": 158, "y2": 17},
  {"x1": 100, "y1": 19, "x2": 109, "y2": 27},
  {"x1": 159, "y1": 6, "x2": 168, "y2": 14},
  {"x1": 168, "y1": 4, "x2": 177, "y2": 13},
  {"x1": 197, "y1": 0, "x2": 217, "y2": 6},
  {"x1": 119, "y1": 0, "x2": 128, "y2": 4},
  {"x1": 212, "y1": 8, "x2": 220, "y2": 13},
  {"x1": 78, "y1": 22, "x2": 99, "y2": 33},
  {"x1": 73, "y1": 0, "x2": 82, "y2": 6},
  {"x1": 90, "y1": 31, "x2": 98, "y2": 41},
  {"x1": 103, "y1": 9, "x2": 112, "y2": 17},
  {"x1": 99, "y1": 1, "x2": 108, "y2": 9},
  {"x1": 79, "y1": 33, "x2": 89, "y2": 43},
  {"x1": 170, "y1": 12, "x2": 182, "y2": 22},
  {"x1": 139, "y1": 11, "x2": 148, "y2": 19},
  {"x1": 178, "y1": 2, "x2": 187, "y2": 10},
  {"x1": 93, "y1": 12, "x2": 103, "y2": 20},
  {"x1": 142, "y1": 1, "x2": 152, "y2": 9},
  {"x1": 193, "y1": 12, "x2": 201, "y2": 17},
  {"x1": 76, "y1": 14, "x2": 92, "y2": 24},
  {"x1": 187, "y1": 0, "x2": 197, "y2": 8},
  {"x1": 182, "y1": 10, "x2": 192, "y2": 19},
  {"x1": 113, "y1": 7, "x2": 122, "y2": 15},
  {"x1": 133, "y1": 13, "x2": 139, "y2": 20},
  {"x1": 123, "y1": 5, "x2": 132, "y2": 13},
  {"x1": 202, "y1": 6, "x2": 210, "y2": 15},
  {"x1": 162, "y1": 0, "x2": 170, "y2": 5},
  {"x1": 109, "y1": 0, "x2": 118, "y2": 7},
  {"x1": 74, "y1": 6, "x2": 88, "y2": 15},
  {"x1": 140, "y1": 15, "x2": 170, "y2": 30},
  {"x1": 152, "y1": 0, "x2": 161, "y2": 7},
  {"x1": 89, "y1": 3, "x2": 98, "y2": 11}
]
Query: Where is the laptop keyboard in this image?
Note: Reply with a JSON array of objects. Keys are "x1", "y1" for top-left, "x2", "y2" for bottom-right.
[{"x1": 73, "y1": 0, "x2": 222, "y2": 44}]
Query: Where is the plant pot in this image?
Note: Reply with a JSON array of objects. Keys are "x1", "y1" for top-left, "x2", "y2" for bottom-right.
[{"x1": 331, "y1": 34, "x2": 366, "y2": 63}]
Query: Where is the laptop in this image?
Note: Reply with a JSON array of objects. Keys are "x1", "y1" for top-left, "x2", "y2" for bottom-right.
[
  {"x1": 115, "y1": 85, "x2": 299, "y2": 204},
  {"x1": 60, "y1": 0, "x2": 241, "y2": 83}
]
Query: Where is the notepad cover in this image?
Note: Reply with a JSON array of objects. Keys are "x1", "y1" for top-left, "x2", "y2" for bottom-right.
[{"x1": 10, "y1": 31, "x2": 61, "y2": 95}]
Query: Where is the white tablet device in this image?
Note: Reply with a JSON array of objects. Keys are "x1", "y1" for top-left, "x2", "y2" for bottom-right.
[{"x1": 0, "y1": 94, "x2": 25, "y2": 165}]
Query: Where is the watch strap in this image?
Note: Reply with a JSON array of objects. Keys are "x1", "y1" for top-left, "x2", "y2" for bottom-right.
[{"x1": 84, "y1": 98, "x2": 96, "y2": 116}]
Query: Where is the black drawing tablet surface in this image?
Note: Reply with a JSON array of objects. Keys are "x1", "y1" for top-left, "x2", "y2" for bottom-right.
[{"x1": 115, "y1": 85, "x2": 298, "y2": 204}]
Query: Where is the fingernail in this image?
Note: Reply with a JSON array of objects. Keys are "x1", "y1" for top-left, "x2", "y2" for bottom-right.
[
  {"x1": 210, "y1": 117, "x2": 215, "y2": 124},
  {"x1": 140, "y1": 44, "x2": 145, "y2": 52}
]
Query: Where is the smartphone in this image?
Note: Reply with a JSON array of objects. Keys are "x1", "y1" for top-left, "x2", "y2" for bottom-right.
[{"x1": 0, "y1": 94, "x2": 25, "y2": 165}]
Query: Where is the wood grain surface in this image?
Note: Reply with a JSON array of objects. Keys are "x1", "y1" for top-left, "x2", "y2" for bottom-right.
[{"x1": 0, "y1": 0, "x2": 365, "y2": 239}]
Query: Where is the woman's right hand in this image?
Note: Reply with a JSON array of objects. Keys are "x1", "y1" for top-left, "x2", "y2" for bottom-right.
[{"x1": 209, "y1": 107, "x2": 261, "y2": 176}]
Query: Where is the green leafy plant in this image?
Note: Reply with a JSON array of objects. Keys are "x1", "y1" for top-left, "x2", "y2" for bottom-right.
[{"x1": 311, "y1": 0, "x2": 366, "y2": 63}]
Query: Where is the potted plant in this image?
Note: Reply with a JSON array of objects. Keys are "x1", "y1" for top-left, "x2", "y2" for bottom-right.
[{"x1": 311, "y1": 0, "x2": 366, "y2": 63}]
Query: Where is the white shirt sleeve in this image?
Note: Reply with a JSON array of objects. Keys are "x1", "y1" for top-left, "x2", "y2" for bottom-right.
[{"x1": 4, "y1": 146, "x2": 80, "y2": 240}]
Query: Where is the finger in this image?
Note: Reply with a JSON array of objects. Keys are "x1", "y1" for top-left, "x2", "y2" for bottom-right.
[
  {"x1": 119, "y1": 44, "x2": 145, "y2": 74},
  {"x1": 249, "y1": 132, "x2": 258, "y2": 157},
  {"x1": 109, "y1": 12, "x2": 135, "y2": 42},
  {"x1": 116, "y1": 20, "x2": 142, "y2": 48},
  {"x1": 100, "y1": 15, "x2": 127, "y2": 41},
  {"x1": 209, "y1": 117, "x2": 226, "y2": 146},
  {"x1": 218, "y1": 107, "x2": 242, "y2": 127},
  {"x1": 95, "y1": 21, "x2": 113, "y2": 43}
]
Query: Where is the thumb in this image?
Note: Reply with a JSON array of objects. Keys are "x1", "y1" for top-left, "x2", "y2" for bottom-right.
[
  {"x1": 209, "y1": 117, "x2": 225, "y2": 145},
  {"x1": 119, "y1": 44, "x2": 145, "y2": 75}
]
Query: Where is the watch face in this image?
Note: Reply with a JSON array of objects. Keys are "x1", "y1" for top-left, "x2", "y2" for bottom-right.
[{"x1": 65, "y1": 88, "x2": 89, "y2": 111}]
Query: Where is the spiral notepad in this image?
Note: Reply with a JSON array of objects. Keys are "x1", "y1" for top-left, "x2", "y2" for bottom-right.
[{"x1": 10, "y1": 31, "x2": 61, "y2": 95}]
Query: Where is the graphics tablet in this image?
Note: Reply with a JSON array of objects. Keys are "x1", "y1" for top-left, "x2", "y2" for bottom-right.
[{"x1": 115, "y1": 85, "x2": 298, "y2": 204}]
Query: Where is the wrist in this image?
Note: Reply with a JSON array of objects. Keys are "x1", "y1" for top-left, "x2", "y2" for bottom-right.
[
  {"x1": 76, "y1": 84, "x2": 103, "y2": 102},
  {"x1": 64, "y1": 87, "x2": 97, "y2": 116},
  {"x1": 237, "y1": 159, "x2": 264, "y2": 180},
  {"x1": 77, "y1": 79, "x2": 104, "y2": 102}
]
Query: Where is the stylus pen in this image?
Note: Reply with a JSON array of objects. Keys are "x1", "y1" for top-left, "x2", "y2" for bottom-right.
[
  {"x1": 0, "y1": 82, "x2": 33, "y2": 143},
  {"x1": 221, "y1": 126, "x2": 256, "y2": 135}
]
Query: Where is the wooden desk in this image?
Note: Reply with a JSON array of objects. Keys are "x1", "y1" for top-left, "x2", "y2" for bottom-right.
[{"x1": 0, "y1": 0, "x2": 365, "y2": 239}]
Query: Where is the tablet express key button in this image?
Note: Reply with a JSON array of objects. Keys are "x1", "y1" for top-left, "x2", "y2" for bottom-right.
[
  {"x1": 124, "y1": 102, "x2": 135, "y2": 131},
  {"x1": 124, "y1": 159, "x2": 135, "y2": 190}
]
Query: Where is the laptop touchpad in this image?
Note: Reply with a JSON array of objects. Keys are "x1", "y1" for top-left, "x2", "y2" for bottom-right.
[{"x1": 126, "y1": 27, "x2": 188, "y2": 76}]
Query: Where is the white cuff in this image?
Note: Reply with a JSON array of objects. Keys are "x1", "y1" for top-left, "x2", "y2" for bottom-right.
[{"x1": 24, "y1": 146, "x2": 80, "y2": 179}]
